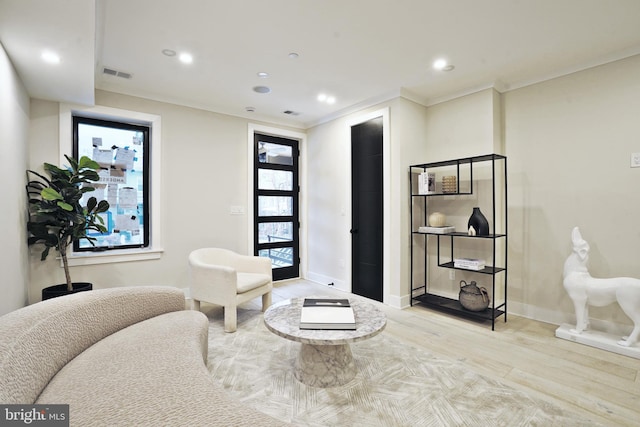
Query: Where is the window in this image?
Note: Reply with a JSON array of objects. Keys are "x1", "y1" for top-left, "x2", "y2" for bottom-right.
[{"x1": 72, "y1": 116, "x2": 150, "y2": 252}]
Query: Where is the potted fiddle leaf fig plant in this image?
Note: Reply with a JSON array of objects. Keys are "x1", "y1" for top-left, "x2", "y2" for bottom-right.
[{"x1": 26, "y1": 155, "x2": 110, "y2": 300}]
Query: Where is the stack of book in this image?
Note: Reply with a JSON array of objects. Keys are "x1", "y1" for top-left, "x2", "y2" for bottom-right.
[
  {"x1": 453, "y1": 258, "x2": 486, "y2": 270},
  {"x1": 418, "y1": 226, "x2": 455, "y2": 234},
  {"x1": 299, "y1": 298, "x2": 356, "y2": 330}
]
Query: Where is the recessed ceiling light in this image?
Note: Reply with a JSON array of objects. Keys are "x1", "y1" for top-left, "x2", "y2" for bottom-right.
[
  {"x1": 433, "y1": 58, "x2": 448, "y2": 70},
  {"x1": 433, "y1": 58, "x2": 455, "y2": 72},
  {"x1": 245, "y1": 106, "x2": 256, "y2": 112},
  {"x1": 162, "y1": 49, "x2": 176, "y2": 57},
  {"x1": 257, "y1": 72, "x2": 269, "y2": 78},
  {"x1": 41, "y1": 50, "x2": 60, "y2": 64},
  {"x1": 179, "y1": 53, "x2": 193, "y2": 64},
  {"x1": 288, "y1": 52, "x2": 299, "y2": 59},
  {"x1": 317, "y1": 93, "x2": 336, "y2": 104},
  {"x1": 253, "y1": 86, "x2": 271, "y2": 94}
]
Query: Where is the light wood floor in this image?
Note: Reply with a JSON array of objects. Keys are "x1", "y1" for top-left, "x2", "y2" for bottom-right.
[{"x1": 254, "y1": 279, "x2": 640, "y2": 427}]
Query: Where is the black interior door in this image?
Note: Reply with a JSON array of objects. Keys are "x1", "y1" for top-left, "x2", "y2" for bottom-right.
[{"x1": 351, "y1": 117, "x2": 383, "y2": 302}]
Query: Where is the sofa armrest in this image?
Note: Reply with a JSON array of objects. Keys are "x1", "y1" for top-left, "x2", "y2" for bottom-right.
[{"x1": 0, "y1": 286, "x2": 186, "y2": 404}]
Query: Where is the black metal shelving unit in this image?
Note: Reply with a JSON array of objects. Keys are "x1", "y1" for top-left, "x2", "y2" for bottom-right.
[{"x1": 409, "y1": 154, "x2": 507, "y2": 330}]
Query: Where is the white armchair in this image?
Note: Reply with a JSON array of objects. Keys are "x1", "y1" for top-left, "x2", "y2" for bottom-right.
[{"x1": 189, "y1": 248, "x2": 273, "y2": 333}]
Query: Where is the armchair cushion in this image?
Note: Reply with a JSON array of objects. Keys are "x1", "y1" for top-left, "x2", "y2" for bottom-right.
[{"x1": 238, "y1": 273, "x2": 272, "y2": 294}]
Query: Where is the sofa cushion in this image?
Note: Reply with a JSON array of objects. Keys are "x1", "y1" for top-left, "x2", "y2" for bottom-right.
[
  {"x1": 237, "y1": 273, "x2": 271, "y2": 294},
  {"x1": 36, "y1": 310, "x2": 286, "y2": 427},
  {"x1": 0, "y1": 286, "x2": 186, "y2": 405}
]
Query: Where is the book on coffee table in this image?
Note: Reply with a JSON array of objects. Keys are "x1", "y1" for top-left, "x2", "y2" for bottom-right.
[{"x1": 299, "y1": 298, "x2": 356, "y2": 330}]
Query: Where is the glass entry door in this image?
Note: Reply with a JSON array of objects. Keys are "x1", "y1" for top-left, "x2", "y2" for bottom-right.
[{"x1": 254, "y1": 133, "x2": 299, "y2": 280}]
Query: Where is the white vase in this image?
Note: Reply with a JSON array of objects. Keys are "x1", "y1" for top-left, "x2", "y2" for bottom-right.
[{"x1": 428, "y1": 212, "x2": 446, "y2": 227}]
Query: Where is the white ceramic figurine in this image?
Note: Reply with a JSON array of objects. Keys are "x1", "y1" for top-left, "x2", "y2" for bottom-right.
[{"x1": 562, "y1": 227, "x2": 640, "y2": 347}]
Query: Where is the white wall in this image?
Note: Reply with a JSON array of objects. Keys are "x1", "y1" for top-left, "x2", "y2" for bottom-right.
[
  {"x1": 26, "y1": 90, "x2": 302, "y2": 303},
  {"x1": 423, "y1": 88, "x2": 501, "y2": 161},
  {"x1": 0, "y1": 42, "x2": 30, "y2": 315},
  {"x1": 504, "y1": 54, "x2": 640, "y2": 333}
]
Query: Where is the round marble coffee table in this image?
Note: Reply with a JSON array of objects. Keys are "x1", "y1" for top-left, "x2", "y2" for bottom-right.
[{"x1": 263, "y1": 297, "x2": 386, "y2": 388}]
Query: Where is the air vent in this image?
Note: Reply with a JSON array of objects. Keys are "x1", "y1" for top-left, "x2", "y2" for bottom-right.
[
  {"x1": 102, "y1": 67, "x2": 132, "y2": 79},
  {"x1": 283, "y1": 110, "x2": 300, "y2": 116}
]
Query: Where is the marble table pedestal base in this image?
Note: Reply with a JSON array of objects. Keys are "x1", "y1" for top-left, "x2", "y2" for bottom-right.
[
  {"x1": 264, "y1": 297, "x2": 386, "y2": 389},
  {"x1": 294, "y1": 343, "x2": 355, "y2": 387}
]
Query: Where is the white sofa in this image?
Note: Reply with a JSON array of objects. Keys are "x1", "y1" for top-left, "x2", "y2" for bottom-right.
[{"x1": 0, "y1": 286, "x2": 287, "y2": 427}]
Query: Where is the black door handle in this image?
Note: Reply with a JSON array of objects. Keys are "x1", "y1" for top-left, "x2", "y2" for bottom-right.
[{"x1": 350, "y1": 229, "x2": 359, "y2": 234}]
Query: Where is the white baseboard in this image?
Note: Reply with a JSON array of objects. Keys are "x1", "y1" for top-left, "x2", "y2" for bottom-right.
[
  {"x1": 509, "y1": 301, "x2": 634, "y2": 337},
  {"x1": 386, "y1": 294, "x2": 407, "y2": 309},
  {"x1": 305, "y1": 272, "x2": 348, "y2": 293}
]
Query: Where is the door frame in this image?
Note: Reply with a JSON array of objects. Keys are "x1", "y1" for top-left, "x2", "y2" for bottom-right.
[
  {"x1": 248, "y1": 124, "x2": 307, "y2": 280},
  {"x1": 347, "y1": 108, "x2": 391, "y2": 303}
]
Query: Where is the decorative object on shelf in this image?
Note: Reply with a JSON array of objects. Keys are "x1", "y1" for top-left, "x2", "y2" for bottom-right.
[
  {"x1": 418, "y1": 172, "x2": 436, "y2": 194},
  {"x1": 428, "y1": 212, "x2": 446, "y2": 227},
  {"x1": 459, "y1": 280, "x2": 490, "y2": 312},
  {"x1": 442, "y1": 175, "x2": 457, "y2": 193},
  {"x1": 454, "y1": 258, "x2": 486, "y2": 270},
  {"x1": 467, "y1": 207, "x2": 489, "y2": 235},
  {"x1": 418, "y1": 226, "x2": 455, "y2": 234},
  {"x1": 561, "y1": 227, "x2": 640, "y2": 347}
]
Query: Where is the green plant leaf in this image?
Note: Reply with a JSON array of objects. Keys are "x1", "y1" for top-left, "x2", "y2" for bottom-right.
[
  {"x1": 78, "y1": 156, "x2": 100, "y2": 170},
  {"x1": 41, "y1": 188, "x2": 62, "y2": 201},
  {"x1": 57, "y1": 201, "x2": 73, "y2": 211},
  {"x1": 86, "y1": 197, "x2": 97, "y2": 212},
  {"x1": 96, "y1": 200, "x2": 110, "y2": 213},
  {"x1": 40, "y1": 246, "x2": 50, "y2": 261}
]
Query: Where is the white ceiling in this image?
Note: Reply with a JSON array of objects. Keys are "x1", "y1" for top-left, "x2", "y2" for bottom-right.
[{"x1": 2, "y1": 0, "x2": 640, "y2": 129}]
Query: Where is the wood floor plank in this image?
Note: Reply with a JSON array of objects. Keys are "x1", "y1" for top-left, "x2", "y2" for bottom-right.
[{"x1": 506, "y1": 368, "x2": 638, "y2": 427}]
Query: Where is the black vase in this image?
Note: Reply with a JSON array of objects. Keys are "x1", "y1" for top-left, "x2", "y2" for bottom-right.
[
  {"x1": 42, "y1": 282, "x2": 93, "y2": 301},
  {"x1": 467, "y1": 207, "x2": 489, "y2": 235}
]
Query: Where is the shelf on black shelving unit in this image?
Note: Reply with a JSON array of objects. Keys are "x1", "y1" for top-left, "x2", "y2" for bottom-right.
[
  {"x1": 411, "y1": 192, "x2": 472, "y2": 197},
  {"x1": 411, "y1": 231, "x2": 506, "y2": 239},
  {"x1": 413, "y1": 293, "x2": 505, "y2": 322},
  {"x1": 446, "y1": 232, "x2": 506, "y2": 239},
  {"x1": 438, "y1": 261, "x2": 505, "y2": 274},
  {"x1": 411, "y1": 153, "x2": 507, "y2": 170}
]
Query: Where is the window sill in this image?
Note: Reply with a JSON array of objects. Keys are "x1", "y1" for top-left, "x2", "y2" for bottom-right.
[{"x1": 66, "y1": 248, "x2": 164, "y2": 267}]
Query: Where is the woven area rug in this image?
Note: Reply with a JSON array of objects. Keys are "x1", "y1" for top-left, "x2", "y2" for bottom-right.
[{"x1": 206, "y1": 307, "x2": 597, "y2": 427}]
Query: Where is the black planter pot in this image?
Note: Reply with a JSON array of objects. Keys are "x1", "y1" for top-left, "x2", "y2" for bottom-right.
[{"x1": 42, "y1": 282, "x2": 93, "y2": 301}]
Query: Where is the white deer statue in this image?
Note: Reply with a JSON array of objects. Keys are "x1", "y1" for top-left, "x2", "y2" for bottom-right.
[{"x1": 563, "y1": 227, "x2": 640, "y2": 347}]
